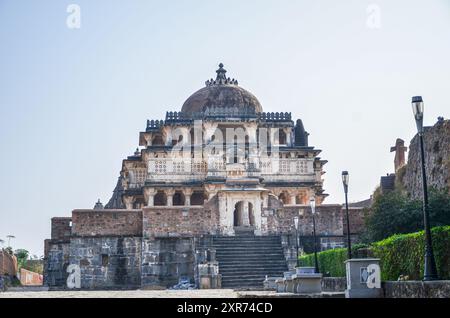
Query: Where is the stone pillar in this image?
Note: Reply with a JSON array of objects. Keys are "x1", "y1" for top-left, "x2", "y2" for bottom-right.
[
  {"x1": 184, "y1": 189, "x2": 192, "y2": 206},
  {"x1": 123, "y1": 196, "x2": 135, "y2": 210},
  {"x1": 144, "y1": 188, "x2": 157, "y2": 207},
  {"x1": 166, "y1": 190, "x2": 174, "y2": 207},
  {"x1": 289, "y1": 192, "x2": 296, "y2": 205}
]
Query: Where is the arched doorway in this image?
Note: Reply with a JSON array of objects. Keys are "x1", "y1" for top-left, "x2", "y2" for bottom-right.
[{"x1": 233, "y1": 202, "x2": 244, "y2": 227}]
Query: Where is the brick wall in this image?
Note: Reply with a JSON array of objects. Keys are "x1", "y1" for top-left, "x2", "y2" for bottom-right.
[
  {"x1": 265, "y1": 204, "x2": 345, "y2": 236},
  {"x1": 342, "y1": 207, "x2": 366, "y2": 235},
  {"x1": 72, "y1": 210, "x2": 142, "y2": 237},
  {"x1": 51, "y1": 217, "x2": 72, "y2": 240},
  {"x1": 0, "y1": 250, "x2": 18, "y2": 276},
  {"x1": 20, "y1": 268, "x2": 43, "y2": 286},
  {"x1": 142, "y1": 207, "x2": 219, "y2": 238}
]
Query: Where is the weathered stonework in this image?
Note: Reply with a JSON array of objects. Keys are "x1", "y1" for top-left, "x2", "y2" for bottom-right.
[
  {"x1": 70, "y1": 236, "x2": 141, "y2": 289},
  {"x1": 401, "y1": 118, "x2": 450, "y2": 198},
  {"x1": 43, "y1": 64, "x2": 367, "y2": 290},
  {"x1": 141, "y1": 237, "x2": 195, "y2": 288}
]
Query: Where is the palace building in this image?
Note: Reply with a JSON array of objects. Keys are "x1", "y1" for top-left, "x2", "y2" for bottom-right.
[{"x1": 44, "y1": 64, "x2": 364, "y2": 290}]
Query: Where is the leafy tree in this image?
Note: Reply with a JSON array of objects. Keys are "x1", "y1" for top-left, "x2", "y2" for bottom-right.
[
  {"x1": 363, "y1": 188, "x2": 450, "y2": 242},
  {"x1": 14, "y1": 249, "x2": 29, "y2": 269}
]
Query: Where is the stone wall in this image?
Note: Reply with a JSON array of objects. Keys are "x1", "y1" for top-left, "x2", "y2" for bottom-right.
[
  {"x1": 401, "y1": 119, "x2": 450, "y2": 198},
  {"x1": 265, "y1": 204, "x2": 344, "y2": 236},
  {"x1": 44, "y1": 240, "x2": 70, "y2": 287},
  {"x1": 142, "y1": 207, "x2": 219, "y2": 238},
  {"x1": 342, "y1": 207, "x2": 366, "y2": 235},
  {"x1": 20, "y1": 268, "x2": 43, "y2": 286},
  {"x1": 141, "y1": 237, "x2": 195, "y2": 288},
  {"x1": 70, "y1": 236, "x2": 141, "y2": 289},
  {"x1": 51, "y1": 217, "x2": 72, "y2": 240},
  {"x1": 322, "y1": 277, "x2": 346, "y2": 292},
  {"x1": 383, "y1": 280, "x2": 450, "y2": 298},
  {"x1": 72, "y1": 210, "x2": 142, "y2": 237}
]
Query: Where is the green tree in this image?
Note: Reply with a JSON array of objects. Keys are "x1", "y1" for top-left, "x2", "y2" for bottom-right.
[
  {"x1": 364, "y1": 188, "x2": 450, "y2": 242},
  {"x1": 14, "y1": 249, "x2": 29, "y2": 269}
]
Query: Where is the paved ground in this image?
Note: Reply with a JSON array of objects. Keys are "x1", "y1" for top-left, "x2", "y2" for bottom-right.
[
  {"x1": 0, "y1": 289, "x2": 239, "y2": 298},
  {"x1": 0, "y1": 289, "x2": 344, "y2": 298}
]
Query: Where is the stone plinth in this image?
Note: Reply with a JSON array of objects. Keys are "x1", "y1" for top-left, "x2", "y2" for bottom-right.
[
  {"x1": 293, "y1": 274, "x2": 322, "y2": 294},
  {"x1": 275, "y1": 279, "x2": 286, "y2": 293},
  {"x1": 345, "y1": 258, "x2": 382, "y2": 298},
  {"x1": 263, "y1": 276, "x2": 281, "y2": 290}
]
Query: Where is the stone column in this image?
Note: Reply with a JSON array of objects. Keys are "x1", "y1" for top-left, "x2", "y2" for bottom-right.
[
  {"x1": 184, "y1": 189, "x2": 192, "y2": 206},
  {"x1": 166, "y1": 190, "x2": 174, "y2": 207},
  {"x1": 144, "y1": 188, "x2": 157, "y2": 207},
  {"x1": 123, "y1": 196, "x2": 135, "y2": 210}
]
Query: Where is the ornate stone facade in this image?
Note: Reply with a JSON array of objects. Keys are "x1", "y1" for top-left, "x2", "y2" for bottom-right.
[{"x1": 44, "y1": 64, "x2": 364, "y2": 289}]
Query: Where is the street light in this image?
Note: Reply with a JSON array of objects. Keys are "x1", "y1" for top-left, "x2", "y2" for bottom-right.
[
  {"x1": 310, "y1": 197, "x2": 319, "y2": 274},
  {"x1": 6, "y1": 235, "x2": 15, "y2": 248},
  {"x1": 342, "y1": 171, "x2": 352, "y2": 259},
  {"x1": 293, "y1": 216, "x2": 299, "y2": 267},
  {"x1": 411, "y1": 96, "x2": 439, "y2": 281}
]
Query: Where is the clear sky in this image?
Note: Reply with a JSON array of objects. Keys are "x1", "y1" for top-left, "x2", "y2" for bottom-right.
[{"x1": 0, "y1": 0, "x2": 449, "y2": 256}]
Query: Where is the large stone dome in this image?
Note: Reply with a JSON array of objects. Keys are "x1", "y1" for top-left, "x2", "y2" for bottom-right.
[{"x1": 181, "y1": 63, "x2": 263, "y2": 114}]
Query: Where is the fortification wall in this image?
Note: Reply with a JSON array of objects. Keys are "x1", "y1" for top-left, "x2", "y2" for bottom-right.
[
  {"x1": 71, "y1": 210, "x2": 142, "y2": 237},
  {"x1": 69, "y1": 236, "x2": 141, "y2": 289},
  {"x1": 142, "y1": 206, "x2": 218, "y2": 238},
  {"x1": 401, "y1": 119, "x2": 450, "y2": 198}
]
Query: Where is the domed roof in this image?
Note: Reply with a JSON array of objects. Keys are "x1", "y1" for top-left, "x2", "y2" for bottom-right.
[{"x1": 181, "y1": 63, "x2": 263, "y2": 114}]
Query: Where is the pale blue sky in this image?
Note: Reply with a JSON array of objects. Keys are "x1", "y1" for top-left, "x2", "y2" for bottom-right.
[{"x1": 0, "y1": 0, "x2": 449, "y2": 255}]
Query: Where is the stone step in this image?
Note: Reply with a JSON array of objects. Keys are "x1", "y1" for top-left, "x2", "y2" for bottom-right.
[
  {"x1": 212, "y1": 234, "x2": 288, "y2": 288},
  {"x1": 220, "y1": 270, "x2": 286, "y2": 276},
  {"x1": 216, "y1": 255, "x2": 286, "y2": 265},
  {"x1": 213, "y1": 238, "x2": 282, "y2": 242}
]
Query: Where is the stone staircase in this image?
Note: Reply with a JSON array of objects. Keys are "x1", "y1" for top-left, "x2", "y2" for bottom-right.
[{"x1": 213, "y1": 232, "x2": 288, "y2": 289}]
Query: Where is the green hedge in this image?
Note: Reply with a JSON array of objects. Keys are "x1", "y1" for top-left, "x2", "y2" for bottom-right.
[{"x1": 299, "y1": 226, "x2": 450, "y2": 280}]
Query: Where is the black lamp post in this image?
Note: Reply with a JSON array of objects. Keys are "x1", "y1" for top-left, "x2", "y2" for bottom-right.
[
  {"x1": 411, "y1": 96, "x2": 439, "y2": 281},
  {"x1": 294, "y1": 216, "x2": 299, "y2": 267},
  {"x1": 310, "y1": 198, "x2": 320, "y2": 274},
  {"x1": 342, "y1": 171, "x2": 352, "y2": 259}
]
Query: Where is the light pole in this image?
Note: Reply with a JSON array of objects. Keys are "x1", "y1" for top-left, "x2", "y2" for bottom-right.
[
  {"x1": 342, "y1": 171, "x2": 352, "y2": 259},
  {"x1": 310, "y1": 197, "x2": 319, "y2": 274},
  {"x1": 6, "y1": 235, "x2": 15, "y2": 248},
  {"x1": 293, "y1": 216, "x2": 299, "y2": 267},
  {"x1": 411, "y1": 96, "x2": 439, "y2": 281}
]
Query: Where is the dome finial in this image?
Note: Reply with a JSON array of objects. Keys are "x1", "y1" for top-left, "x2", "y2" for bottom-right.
[
  {"x1": 205, "y1": 63, "x2": 238, "y2": 87},
  {"x1": 216, "y1": 63, "x2": 227, "y2": 81}
]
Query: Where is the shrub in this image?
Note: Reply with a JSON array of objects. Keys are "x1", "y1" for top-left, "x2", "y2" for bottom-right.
[{"x1": 299, "y1": 226, "x2": 450, "y2": 280}]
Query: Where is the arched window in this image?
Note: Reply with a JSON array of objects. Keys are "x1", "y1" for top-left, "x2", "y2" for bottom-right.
[
  {"x1": 173, "y1": 191, "x2": 185, "y2": 206},
  {"x1": 191, "y1": 191, "x2": 207, "y2": 206},
  {"x1": 154, "y1": 191, "x2": 167, "y2": 206}
]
